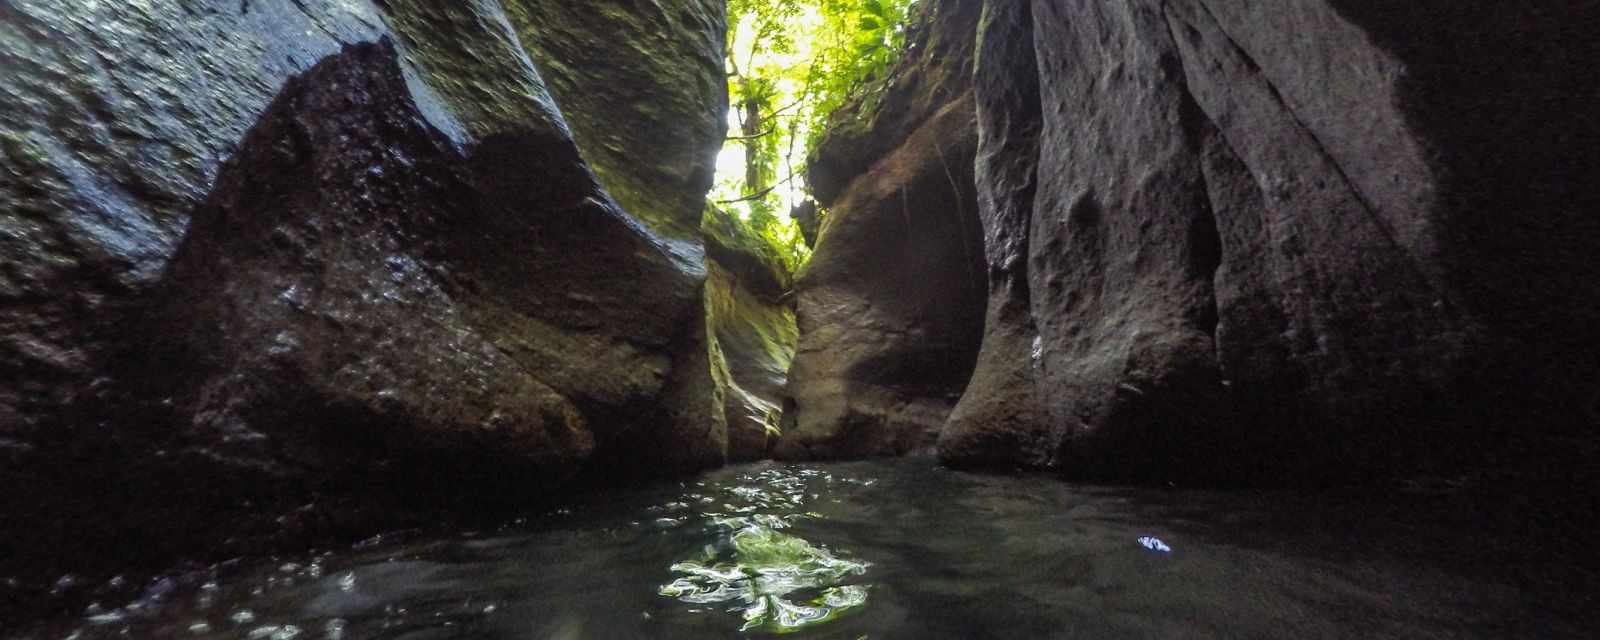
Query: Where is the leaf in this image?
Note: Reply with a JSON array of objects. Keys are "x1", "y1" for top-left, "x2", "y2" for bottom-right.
[{"x1": 858, "y1": 16, "x2": 881, "y2": 31}]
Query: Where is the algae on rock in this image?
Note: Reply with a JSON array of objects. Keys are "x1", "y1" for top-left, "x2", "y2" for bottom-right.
[{"x1": 703, "y1": 207, "x2": 799, "y2": 461}]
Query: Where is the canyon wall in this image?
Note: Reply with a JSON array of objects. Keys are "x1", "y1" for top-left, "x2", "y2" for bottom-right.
[
  {"x1": 0, "y1": 0, "x2": 732, "y2": 612},
  {"x1": 802, "y1": 0, "x2": 1600, "y2": 484},
  {"x1": 777, "y1": 0, "x2": 987, "y2": 459},
  {"x1": 703, "y1": 206, "x2": 799, "y2": 461}
]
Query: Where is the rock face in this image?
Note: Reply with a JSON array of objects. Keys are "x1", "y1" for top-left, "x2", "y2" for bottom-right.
[
  {"x1": 0, "y1": 0, "x2": 728, "y2": 615},
  {"x1": 0, "y1": 0, "x2": 385, "y2": 451},
  {"x1": 503, "y1": 0, "x2": 727, "y2": 237},
  {"x1": 703, "y1": 207, "x2": 798, "y2": 461},
  {"x1": 777, "y1": 0, "x2": 986, "y2": 460},
  {"x1": 0, "y1": 0, "x2": 726, "y2": 444},
  {"x1": 936, "y1": 0, "x2": 1600, "y2": 483},
  {"x1": 937, "y1": 0, "x2": 1055, "y2": 469}
]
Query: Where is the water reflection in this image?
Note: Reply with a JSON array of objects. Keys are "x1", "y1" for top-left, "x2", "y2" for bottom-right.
[
  {"x1": 657, "y1": 468, "x2": 873, "y2": 633},
  {"x1": 24, "y1": 460, "x2": 1566, "y2": 639},
  {"x1": 1137, "y1": 536, "x2": 1172, "y2": 553},
  {"x1": 660, "y1": 521, "x2": 870, "y2": 632}
]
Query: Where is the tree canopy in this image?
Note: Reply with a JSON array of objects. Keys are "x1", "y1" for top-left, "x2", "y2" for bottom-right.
[{"x1": 712, "y1": 0, "x2": 915, "y2": 274}]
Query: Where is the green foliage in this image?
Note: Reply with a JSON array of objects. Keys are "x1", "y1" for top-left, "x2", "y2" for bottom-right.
[
  {"x1": 714, "y1": 0, "x2": 915, "y2": 273},
  {"x1": 803, "y1": 0, "x2": 910, "y2": 156}
]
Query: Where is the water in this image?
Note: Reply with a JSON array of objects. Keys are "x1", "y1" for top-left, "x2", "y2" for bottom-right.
[{"x1": 26, "y1": 460, "x2": 1588, "y2": 638}]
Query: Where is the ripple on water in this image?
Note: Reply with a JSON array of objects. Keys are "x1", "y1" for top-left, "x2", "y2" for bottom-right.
[
  {"x1": 25, "y1": 460, "x2": 1582, "y2": 639},
  {"x1": 655, "y1": 466, "x2": 874, "y2": 633},
  {"x1": 659, "y1": 519, "x2": 871, "y2": 633}
]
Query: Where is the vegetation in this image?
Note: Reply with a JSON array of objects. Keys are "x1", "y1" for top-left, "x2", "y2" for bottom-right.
[{"x1": 713, "y1": 0, "x2": 916, "y2": 273}]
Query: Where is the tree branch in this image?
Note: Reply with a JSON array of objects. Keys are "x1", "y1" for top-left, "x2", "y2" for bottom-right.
[
  {"x1": 725, "y1": 127, "x2": 777, "y2": 142},
  {"x1": 716, "y1": 173, "x2": 798, "y2": 204}
]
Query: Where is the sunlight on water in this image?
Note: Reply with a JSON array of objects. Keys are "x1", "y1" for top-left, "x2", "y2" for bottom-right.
[
  {"x1": 658, "y1": 468, "x2": 872, "y2": 633},
  {"x1": 659, "y1": 523, "x2": 870, "y2": 633},
  {"x1": 24, "y1": 460, "x2": 1565, "y2": 639}
]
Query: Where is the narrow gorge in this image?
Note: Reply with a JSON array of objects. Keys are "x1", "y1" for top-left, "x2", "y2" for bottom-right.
[{"x1": 2, "y1": 0, "x2": 1596, "y2": 637}]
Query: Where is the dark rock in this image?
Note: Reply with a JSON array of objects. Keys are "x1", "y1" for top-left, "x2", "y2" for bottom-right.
[
  {"x1": 0, "y1": 0, "x2": 731, "y2": 621},
  {"x1": 1025, "y1": 0, "x2": 1247, "y2": 482},
  {"x1": 934, "y1": 0, "x2": 1600, "y2": 483},
  {"x1": 791, "y1": 200, "x2": 820, "y2": 249},
  {"x1": 778, "y1": 0, "x2": 1598, "y2": 480},
  {"x1": 702, "y1": 206, "x2": 792, "y2": 300},
  {"x1": 0, "y1": 0, "x2": 387, "y2": 450},
  {"x1": 502, "y1": 0, "x2": 728, "y2": 237},
  {"x1": 706, "y1": 265, "x2": 796, "y2": 461},
  {"x1": 136, "y1": 35, "x2": 726, "y2": 480},
  {"x1": 16, "y1": 31, "x2": 720, "y2": 597},
  {"x1": 701, "y1": 207, "x2": 798, "y2": 461},
  {"x1": 938, "y1": 0, "x2": 1056, "y2": 470},
  {"x1": 0, "y1": 0, "x2": 730, "y2": 448},
  {"x1": 778, "y1": 0, "x2": 986, "y2": 460}
]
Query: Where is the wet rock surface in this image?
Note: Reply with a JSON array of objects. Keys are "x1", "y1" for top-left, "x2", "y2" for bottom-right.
[
  {"x1": 703, "y1": 208, "x2": 798, "y2": 462},
  {"x1": 933, "y1": 0, "x2": 1600, "y2": 482},
  {"x1": 0, "y1": 0, "x2": 387, "y2": 452},
  {"x1": 0, "y1": 0, "x2": 729, "y2": 623},
  {"x1": 0, "y1": 0, "x2": 729, "y2": 446},
  {"x1": 937, "y1": 0, "x2": 1055, "y2": 470},
  {"x1": 504, "y1": 0, "x2": 727, "y2": 238},
  {"x1": 778, "y1": 0, "x2": 986, "y2": 460},
  {"x1": 790, "y1": 0, "x2": 1599, "y2": 484}
]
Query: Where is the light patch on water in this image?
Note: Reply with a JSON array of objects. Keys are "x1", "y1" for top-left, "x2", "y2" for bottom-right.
[
  {"x1": 660, "y1": 520, "x2": 871, "y2": 633},
  {"x1": 23, "y1": 460, "x2": 1550, "y2": 639},
  {"x1": 658, "y1": 467, "x2": 873, "y2": 633},
  {"x1": 1139, "y1": 536, "x2": 1173, "y2": 553},
  {"x1": 244, "y1": 624, "x2": 301, "y2": 640}
]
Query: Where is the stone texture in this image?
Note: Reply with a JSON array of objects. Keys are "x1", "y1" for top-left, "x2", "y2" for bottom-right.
[
  {"x1": 0, "y1": 0, "x2": 730, "y2": 618},
  {"x1": 0, "y1": 0, "x2": 387, "y2": 449},
  {"x1": 503, "y1": 0, "x2": 727, "y2": 237},
  {"x1": 703, "y1": 208, "x2": 798, "y2": 461},
  {"x1": 791, "y1": 200, "x2": 820, "y2": 249},
  {"x1": 937, "y1": 0, "x2": 1055, "y2": 470},
  {"x1": 0, "y1": 0, "x2": 730, "y2": 446},
  {"x1": 936, "y1": 0, "x2": 1600, "y2": 483},
  {"x1": 135, "y1": 40, "x2": 607, "y2": 483},
  {"x1": 777, "y1": 0, "x2": 986, "y2": 460}
]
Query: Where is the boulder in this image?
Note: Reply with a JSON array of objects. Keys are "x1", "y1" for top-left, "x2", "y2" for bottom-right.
[
  {"x1": 0, "y1": 0, "x2": 387, "y2": 449},
  {"x1": 0, "y1": 0, "x2": 729, "y2": 457},
  {"x1": 0, "y1": 0, "x2": 729, "y2": 617},
  {"x1": 778, "y1": 0, "x2": 986, "y2": 460}
]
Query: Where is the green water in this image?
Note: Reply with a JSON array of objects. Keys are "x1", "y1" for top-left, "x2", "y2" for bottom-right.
[{"x1": 25, "y1": 460, "x2": 1587, "y2": 638}]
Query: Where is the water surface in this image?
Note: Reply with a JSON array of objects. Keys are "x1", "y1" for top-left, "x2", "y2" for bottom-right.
[{"x1": 32, "y1": 460, "x2": 1585, "y2": 638}]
